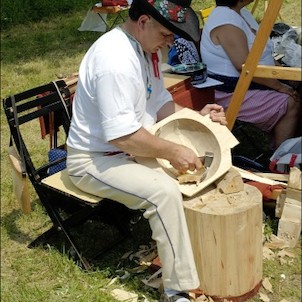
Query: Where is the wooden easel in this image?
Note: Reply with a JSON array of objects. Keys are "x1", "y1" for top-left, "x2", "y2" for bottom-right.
[{"x1": 226, "y1": 0, "x2": 302, "y2": 130}]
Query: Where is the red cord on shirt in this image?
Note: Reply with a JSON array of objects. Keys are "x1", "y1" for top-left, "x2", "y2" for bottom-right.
[{"x1": 151, "y1": 53, "x2": 160, "y2": 79}]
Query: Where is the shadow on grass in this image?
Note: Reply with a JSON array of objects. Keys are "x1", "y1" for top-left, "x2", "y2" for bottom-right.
[
  {"x1": 1, "y1": 209, "x2": 34, "y2": 244},
  {"x1": 1, "y1": 197, "x2": 55, "y2": 245},
  {"x1": 28, "y1": 210, "x2": 157, "y2": 300},
  {"x1": 21, "y1": 200, "x2": 153, "y2": 271}
]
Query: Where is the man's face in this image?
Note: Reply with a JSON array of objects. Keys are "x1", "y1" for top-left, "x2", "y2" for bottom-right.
[{"x1": 139, "y1": 16, "x2": 175, "y2": 53}]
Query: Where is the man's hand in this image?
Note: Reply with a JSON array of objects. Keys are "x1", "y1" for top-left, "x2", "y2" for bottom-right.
[
  {"x1": 200, "y1": 103, "x2": 227, "y2": 125},
  {"x1": 167, "y1": 144, "x2": 203, "y2": 173}
]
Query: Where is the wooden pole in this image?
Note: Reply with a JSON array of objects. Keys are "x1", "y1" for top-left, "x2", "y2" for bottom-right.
[
  {"x1": 252, "y1": 65, "x2": 302, "y2": 81},
  {"x1": 226, "y1": 0, "x2": 283, "y2": 130}
]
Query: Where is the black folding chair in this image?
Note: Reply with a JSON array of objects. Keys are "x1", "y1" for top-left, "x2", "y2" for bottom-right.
[{"x1": 3, "y1": 80, "x2": 138, "y2": 269}]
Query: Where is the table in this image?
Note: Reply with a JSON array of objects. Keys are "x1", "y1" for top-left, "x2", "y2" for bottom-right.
[{"x1": 92, "y1": 4, "x2": 129, "y2": 32}]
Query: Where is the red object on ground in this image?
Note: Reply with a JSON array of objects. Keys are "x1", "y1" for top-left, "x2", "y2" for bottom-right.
[{"x1": 245, "y1": 181, "x2": 285, "y2": 201}]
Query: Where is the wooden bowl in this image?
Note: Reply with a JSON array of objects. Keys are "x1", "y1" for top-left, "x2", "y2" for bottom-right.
[
  {"x1": 136, "y1": 108, "x2": 238, "y2": 197},
  {"x1": 154, "y1": 118, "x2": 220, "y2": 181}
]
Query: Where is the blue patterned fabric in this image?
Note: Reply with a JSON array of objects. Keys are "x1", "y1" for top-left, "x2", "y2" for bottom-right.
[
  {"x1": 48, "y1": 148, "x2": 67, "y2": 175},
  {"x1": 168, "y1": 35, "x2": 206, "y2": 84},
  {"x1": 167, "y1": 35, "x2": 200, "y2": 66}
]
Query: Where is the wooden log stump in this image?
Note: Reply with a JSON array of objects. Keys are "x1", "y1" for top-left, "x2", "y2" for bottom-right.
[{"x1": 183, "y1": 184, "x2": 263, "y2": 301}]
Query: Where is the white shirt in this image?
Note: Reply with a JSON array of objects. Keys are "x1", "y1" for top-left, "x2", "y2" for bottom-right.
[
  {"x1": 200, "y1": 7, "x2": 275, "y2": 77},
  {"x1": 67, "y1": 27, "x2": 172, "y2": 152}
]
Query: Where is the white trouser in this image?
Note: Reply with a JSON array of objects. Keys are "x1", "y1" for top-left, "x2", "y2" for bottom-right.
[{"x1": 67, "y1": 146, "x2": 200, "y2": 291}]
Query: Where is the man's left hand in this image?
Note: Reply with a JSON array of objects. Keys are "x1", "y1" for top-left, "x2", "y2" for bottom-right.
[{"x1": 200, "y1": 104, "x2": 228, "y2": 125}]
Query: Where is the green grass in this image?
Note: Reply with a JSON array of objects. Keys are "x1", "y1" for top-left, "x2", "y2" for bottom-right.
[{"x1": 1, "y1": 1, "x2": 301, "y2": 302}]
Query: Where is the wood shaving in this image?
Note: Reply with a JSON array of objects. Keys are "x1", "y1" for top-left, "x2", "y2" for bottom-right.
[
  {"x1": 195, "y1": 294, "x2": 209, "y2": 301},
  {"x1": 177, "y1": 167, "x2": 207, "y2": 185},
  {"x1": 259, "y1": 292, "x2": 270, "y2": 302},
  {"x1": 279, "y1": 257, "x2": 287, "y2": 265},
  {"x1": 262, "y1": 277, "x2": 273, "y2": 293},
  {"x1": 264, "y1": 234, "x2": 289, "y2": 249},
  {"x1": 110, "y1": 288, "x2": 138, "y2": 302},
  {"x1": 277, "y1": 249, "x2": 295, "y2": 258},
  {"x1": 263, "y1": 246, "x2": 275, "y2": 260}
]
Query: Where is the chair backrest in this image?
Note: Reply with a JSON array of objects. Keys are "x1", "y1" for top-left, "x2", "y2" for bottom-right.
[
  {"x1": 200, "y1": 6, "x2": 214, "y2": 26},
  {"x1": 3, "y1": 80, "x2": 72, "y2": 187}
]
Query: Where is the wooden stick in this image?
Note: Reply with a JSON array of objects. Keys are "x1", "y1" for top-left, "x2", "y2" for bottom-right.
[
  {"x1": 253, "y1": 172, "x2": 289, "y2": 182},
  {"x1": 252, "y1": 65, "x2": 302, "y2": 81}
]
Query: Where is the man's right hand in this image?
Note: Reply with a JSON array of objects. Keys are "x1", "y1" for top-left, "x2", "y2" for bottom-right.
[{"x1": 167, "y1": 144, "x2": 203, "y2": 173}]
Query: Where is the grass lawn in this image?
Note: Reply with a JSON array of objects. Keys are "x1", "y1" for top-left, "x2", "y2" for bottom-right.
[{"x1": 1, "y1": 1, "x2": 301, "y2": 301}]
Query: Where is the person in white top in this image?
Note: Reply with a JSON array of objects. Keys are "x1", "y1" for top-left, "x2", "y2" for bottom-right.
[
  {"x1": 200, "y1": 0, "x2": 300, "y2": 149},
  {"x1": 66, "y1": 0, "x2": 227, "y2": 301}
]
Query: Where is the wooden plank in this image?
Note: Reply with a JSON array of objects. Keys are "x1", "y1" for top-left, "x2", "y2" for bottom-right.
[
  {"x1": 253, "y1": 172, "x2": 289, "y2": 182},
  {"x1": 288, "y1": 167, "x2": 302, "y2": 190},
  {"x1": 286, "y1": 187, "x2": 302, "y2": 204},
  {"x1": 277, "y1": 219, "x2": 301, "y2": 248},
  {"x1": 252, "y1": 65, "x2": 302, "y2": 81},
  {"x1": 233, "y1": 166, "x2": 287, "y2": 186},
  {"x1": 275, "y1": 189, "x2": 287, "y2": 218},
  {"x1": 275, "y1": 187, "x2": 301, "y2": 218},
  {"x1": 226, "y1": 0, "x2": 283, "y2": 130},
  {"x1": 281, "y1": 203, "x2": 301, "y2": 223}
]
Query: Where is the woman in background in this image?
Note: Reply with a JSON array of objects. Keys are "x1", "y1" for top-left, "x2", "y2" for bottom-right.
[{"x1": 200, "y1": 0, "x2": 300, "y2": 149}]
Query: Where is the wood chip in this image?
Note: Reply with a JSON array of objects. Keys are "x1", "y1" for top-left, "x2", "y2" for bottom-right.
[
  {"x1": 259, "y1": 292, "x2": 270, "y2": 302},
  {"x1": 195, "y1": 294, "x2": 209, "y2": 301},
  {"x1": 177, "y1": 167, "x2": 207, "y2": 185},
  {"x1": 111, "y1": 289, "x2": 138, "y2": 302},
  {"x1": 262, "y1": 277, "x2": 273, "y2": 293},
  {"x1": 263, "y1": 246, "x2": 275, "y2": 260},
  {"x1": 277, "y1": 249, "x2": 295, "y2": 259},
  {"x1": 264, "y1": 234, "x2": 289, "y2": 249}
]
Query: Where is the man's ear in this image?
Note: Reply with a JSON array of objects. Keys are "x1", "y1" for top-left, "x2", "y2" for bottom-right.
[{"x1": 137, "y1": 14, "x2": 150, "y2": 30}]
